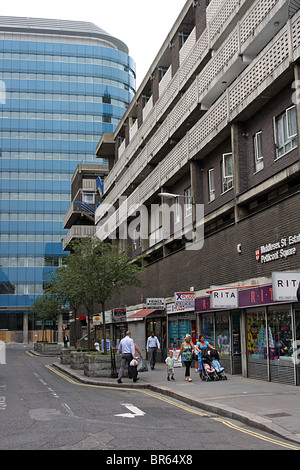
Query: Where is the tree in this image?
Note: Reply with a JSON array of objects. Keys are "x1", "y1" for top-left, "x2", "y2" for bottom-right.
[
  {"x1": 30, "y1": 294, "x2": 64, "y2": 342},
  {"x1": 46, "y1": 237, "x2": 144, "y2": 352},
  {"x1": 70, "y1": 237, "x2": 144, "y2": 352}
]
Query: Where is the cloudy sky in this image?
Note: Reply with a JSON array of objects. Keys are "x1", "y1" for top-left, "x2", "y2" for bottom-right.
[{"x1": 0, "y1": 0, "x2": 187, "y2": 87}]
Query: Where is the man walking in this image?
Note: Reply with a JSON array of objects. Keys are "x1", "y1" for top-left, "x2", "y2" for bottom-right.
[
  {"x1": 117, "y1": 331, "x2": 137, "y2": 383},
  {"x1": 146, "y1": 331, "x2": 160, "y2": 370}
]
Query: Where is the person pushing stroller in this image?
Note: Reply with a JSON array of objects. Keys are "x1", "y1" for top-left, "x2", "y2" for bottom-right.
[{"x1": 195, "y1": 334, "x2": 216, "y2": 379}]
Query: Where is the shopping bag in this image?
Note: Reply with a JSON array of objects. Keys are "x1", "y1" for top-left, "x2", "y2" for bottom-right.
[{"x1": 137, "y1": 358, "x2": 148, "y2": 372}]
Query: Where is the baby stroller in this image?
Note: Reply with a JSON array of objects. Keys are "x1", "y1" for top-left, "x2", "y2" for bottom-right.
[
  {"x1": 200, "y1": 350, "x2": 219, "y2": 381},
  {"x1": 208, "y1": 349, "x2": 227, "y2": 380},
  {"x1": 200, "y1": 350, "x2": 227, "y2": 381}
]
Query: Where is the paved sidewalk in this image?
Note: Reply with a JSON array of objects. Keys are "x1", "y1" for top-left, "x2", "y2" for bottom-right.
[{"x1": 53, "y1": 360, "x2": 300, "y2": 445}]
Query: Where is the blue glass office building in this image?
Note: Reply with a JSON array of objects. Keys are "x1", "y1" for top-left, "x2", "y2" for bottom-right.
[{"x1": 0, "y1": 17, "x2": 135, "y2": 337}]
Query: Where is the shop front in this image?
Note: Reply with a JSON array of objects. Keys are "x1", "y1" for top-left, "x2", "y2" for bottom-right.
[
  {"x1": 127, "y1": 308, "x2": 166, "y2": 362},
  {"x1": 111, "y1": 308, "x2": 128, "y2": 348},
  {"x1": 240, "y1": 285, "x2": 300, "y2": 385},
  {"x1": 195, "y1": 296, "x2": 241, "y2": 375},
  {"x1": 196, "y1": 280, "x2": 300, "y2": 385}
]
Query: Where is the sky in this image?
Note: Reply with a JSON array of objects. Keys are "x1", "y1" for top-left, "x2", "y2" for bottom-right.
[{"x1": 0, "y1": 0, "x2": 187, "y2": 88}]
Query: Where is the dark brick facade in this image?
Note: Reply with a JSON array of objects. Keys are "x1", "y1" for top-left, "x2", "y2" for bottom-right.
[{"x1": 109, "y1": 191, "x2": 300, "y2": 309}]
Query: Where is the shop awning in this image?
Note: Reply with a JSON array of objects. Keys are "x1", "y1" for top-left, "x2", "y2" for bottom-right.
[{"x1": 127, "y1": 309, "x2": 156, "y2": 322}]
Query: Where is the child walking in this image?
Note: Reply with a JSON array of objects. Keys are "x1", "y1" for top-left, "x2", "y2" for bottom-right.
[{"x1": 165, "y1": 350, "x2": 175, "y2": 381}]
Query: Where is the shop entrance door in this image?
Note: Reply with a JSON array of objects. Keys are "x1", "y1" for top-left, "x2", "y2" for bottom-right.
[{"x1": 231, "y1": 313, "x2": 241, "y2": 374}]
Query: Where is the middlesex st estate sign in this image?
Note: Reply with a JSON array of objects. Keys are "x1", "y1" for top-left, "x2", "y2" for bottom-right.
[{"x1": 256, "y1": 232, "x2": 300, "y2": 264}]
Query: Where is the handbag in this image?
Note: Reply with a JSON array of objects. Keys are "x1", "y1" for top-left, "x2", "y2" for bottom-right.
[{"x1": 137, "y1": 358, "x2": 148, "y2": 372}]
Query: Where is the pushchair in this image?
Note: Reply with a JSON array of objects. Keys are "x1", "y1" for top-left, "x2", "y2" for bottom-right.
[
  {"x1": 200, "y1": 350, "x2": 227, "y2": 381},
  {"x1": 208, "y1": 349, "x2": 227, "y2": 380}
]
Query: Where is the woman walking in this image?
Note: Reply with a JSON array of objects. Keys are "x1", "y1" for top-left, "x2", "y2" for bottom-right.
[
  {"x1": 177, "y1": 334, "x2": 194, "y2": 382},
  {"x1": 195, "y1": 334, "x2": 216, "y2": 378}
]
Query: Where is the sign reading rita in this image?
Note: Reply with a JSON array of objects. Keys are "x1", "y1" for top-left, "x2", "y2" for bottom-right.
[
  {"x1": 272, "y1": 272, "x2": 300, "y2": 301},
  {"x1": 210, "y1": 286, "x2": 238, "y2": 309}
]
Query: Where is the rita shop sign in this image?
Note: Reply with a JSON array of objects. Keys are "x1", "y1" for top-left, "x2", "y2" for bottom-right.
[{"x1": 256, "y1": 233, "x2": 300, "y2": 263}]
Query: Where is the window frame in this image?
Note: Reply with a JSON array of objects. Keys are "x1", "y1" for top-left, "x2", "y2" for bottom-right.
[
  {"x1": 273, "y1": 105, "x2": 298, "y2": 159},
  {"x1": 222, "y1": 153, "x2": 234, "y2": 193},
  {"x1": 254, "y1": 131, "x2": 264, "y2": 172},
  {"x1": 208, "y1": 168, "x2": 215, "y2": 202}
]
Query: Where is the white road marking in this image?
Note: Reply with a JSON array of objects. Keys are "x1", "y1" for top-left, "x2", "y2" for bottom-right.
[{"x1": 115, "y1": 403, "x2": 145, "y2": 418}]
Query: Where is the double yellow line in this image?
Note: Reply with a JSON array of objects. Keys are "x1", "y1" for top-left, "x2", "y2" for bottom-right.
[{"x1": 45, "y1": 364, "x2": 300, "y2": 450}]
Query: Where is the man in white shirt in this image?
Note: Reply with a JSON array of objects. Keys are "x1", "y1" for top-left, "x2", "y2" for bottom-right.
[
  {"x1": 117, "y1": 331, "x2": 137, "y2": 383},
  {"x1": 146, "y1": 331, "x2": 160, "y2": 370}
]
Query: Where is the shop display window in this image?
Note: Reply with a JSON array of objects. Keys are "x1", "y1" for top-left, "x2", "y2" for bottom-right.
[
  {"x1": 202, "y1": 314, "x2": 215, "y2": 347},
  {"x1": 247, "y1": 309, "x2": 267, "y2": 361},
  {"x1": 247, "y1": 308, "x2": 294, "y2": 364},
  {"x1": 268, "y1": 308, "x2": 293, "y2": 364},
  {"x1": 215, "y1": 313, "x2": 230, "y2": 355}
]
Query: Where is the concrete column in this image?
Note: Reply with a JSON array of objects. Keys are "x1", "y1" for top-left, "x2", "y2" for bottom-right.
[{"x1": 23, "y1": 312, "x2": 28, "y2": 344}]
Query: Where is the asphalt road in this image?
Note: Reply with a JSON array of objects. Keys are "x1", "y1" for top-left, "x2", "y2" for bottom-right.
[{"x1": 0, "y1": 344, "x2": 299, "y2": 453}]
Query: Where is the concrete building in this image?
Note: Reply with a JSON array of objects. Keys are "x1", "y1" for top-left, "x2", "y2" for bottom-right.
[{"x1": 95, "y1": 0, "x2": 300, "y2": 385}]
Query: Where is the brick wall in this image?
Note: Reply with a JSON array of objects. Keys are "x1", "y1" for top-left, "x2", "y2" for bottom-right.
[{"x1": 108, "y1": 191, "x2": 300, "y2": 308}]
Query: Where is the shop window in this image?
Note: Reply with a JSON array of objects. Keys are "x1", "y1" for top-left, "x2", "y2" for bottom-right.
[
  {"x1": 222, "y1": 153, "x2": 233, "y2": 193},
  {"x1": 202, "y1": 314, "x2": 215, "y2": 347},
  {"x1": 253, "y1": 131, "x2": 263, "y2": 172},
  {"x1": 215, "y1": 313, "x2": 230, "y2": 355},
  {"x1": 247, "y1": 308, "x2": 294, "y2": 364},
  {"x1": 247, "y1": 310, "x2": 267, "y2": 361},
  {"x1": 268, "y1": 308, "x2": 293, "y2": 364},
  {"x1": 273, "y1": 105, "x2": 298, "y2": 159}
]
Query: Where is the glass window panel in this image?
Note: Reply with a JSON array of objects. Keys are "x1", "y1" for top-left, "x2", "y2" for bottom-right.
[
  {"x1": 268, "y1": 307, "x2": 293, "y2": 364},
  {"x1": 215, "y1": 313, "x2": 230, "y2": 355},
  {"x1": 247, "y1": 309, "x2": 266, "y2": 362}
]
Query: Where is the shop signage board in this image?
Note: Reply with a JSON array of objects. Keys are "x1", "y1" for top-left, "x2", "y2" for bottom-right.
[
  {"x1": 146, "y1": 298, "x2": 165, "y2": 310},
  {"x1": 93, "y1": 315, "x2": 101, "y2": 325},
  {"x1": 210, "y1": 286, "x2": 238, "y2": 309},
  {"x1": 174, "y1": 292, "x2": 195, "y2": 312},
  {"x1": 272, "y1": 272, "x2": 300, "y2": 301},
  {"x1": 112, "y1": 308, "x2": 126, "y2": 322}
]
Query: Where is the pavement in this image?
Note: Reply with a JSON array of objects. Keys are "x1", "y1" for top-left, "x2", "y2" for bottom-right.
[{"x1": 52, "y1": 358, "x2": 300, "y2": 446}]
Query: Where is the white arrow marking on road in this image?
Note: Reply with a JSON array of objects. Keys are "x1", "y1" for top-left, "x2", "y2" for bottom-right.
[{"x1": 115, "y1": 403, "x2": 145, "y2": 418}]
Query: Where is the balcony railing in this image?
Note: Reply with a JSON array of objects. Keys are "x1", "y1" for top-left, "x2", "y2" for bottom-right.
[{"x1": 63, "y1": 225, "x2": 96, "y2": 250}]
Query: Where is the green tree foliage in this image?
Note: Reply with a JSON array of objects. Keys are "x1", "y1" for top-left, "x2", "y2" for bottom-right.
[{"x1": 46, "y1": 237, "x2": 144, "y2": 351}]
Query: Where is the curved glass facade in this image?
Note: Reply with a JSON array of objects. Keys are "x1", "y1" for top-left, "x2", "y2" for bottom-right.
[{"x1": 0, "y1": 19, "x2": 135, "y2": 326}]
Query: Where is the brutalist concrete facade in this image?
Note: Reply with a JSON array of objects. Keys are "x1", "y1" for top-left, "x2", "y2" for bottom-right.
[{"x1": 95, "y1": 0, "x2": 300, "y2": 384}]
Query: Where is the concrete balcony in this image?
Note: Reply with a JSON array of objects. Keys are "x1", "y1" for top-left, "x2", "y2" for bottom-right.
[
  {"x1": 63, "y1": 225, "x2": 96, "y2": 251},
  {"x1": 63, "y1": 201, "x2": 95, "y2": 229},
  {"x1": 100, "y1": 0, "x2": 293, "y2": 206}
]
